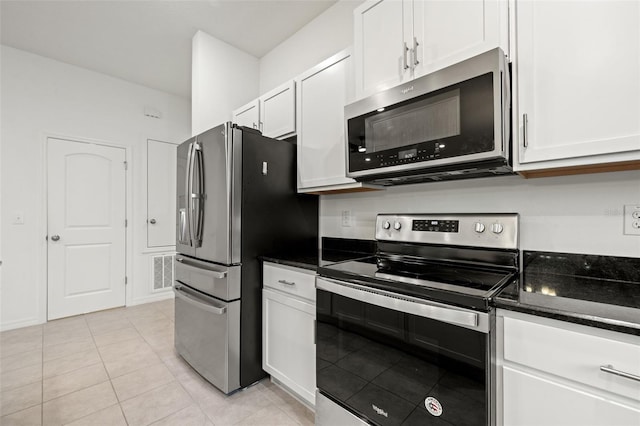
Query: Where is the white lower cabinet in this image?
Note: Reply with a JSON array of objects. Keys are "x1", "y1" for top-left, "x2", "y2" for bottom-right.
[
  {"x1": 497, "y1": 310, "x2": 640, "y2": 426},
  {"x1": 503, "y1": 366, "x2": 640, "y2": 426},
  {"x1": 262, "y1": 263, "x2": 316, "y2": 407}
]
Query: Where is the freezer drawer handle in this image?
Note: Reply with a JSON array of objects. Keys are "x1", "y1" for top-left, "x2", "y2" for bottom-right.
[
  {"x1": 175, "y1": 257, "x2": 227, "y2": 279},
  {"x1": 174, "y1": 284, "x2": 227, "y2": 315},
  {"x1": 600, "y1": 365, "x2": 640, "y2": 383},
  {"x1": 277, "y1": 279, "x2": 296, "y2": 286}
]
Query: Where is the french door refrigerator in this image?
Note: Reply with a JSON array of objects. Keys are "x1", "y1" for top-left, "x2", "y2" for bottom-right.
[{"x1": 174, "y1": 123, "x2": 318, "y2": 394}]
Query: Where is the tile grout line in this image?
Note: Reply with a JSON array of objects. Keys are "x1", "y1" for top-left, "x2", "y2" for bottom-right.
[{"x1": 86, "y1": 313, "x2": 131, "y2": 426}]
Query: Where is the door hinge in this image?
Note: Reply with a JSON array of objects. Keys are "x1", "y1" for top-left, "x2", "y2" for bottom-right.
[
  {"x1": 125, "y1": 219, "x2": 128, "y2": 227},
  {"x1": 123, "y1": 161, "x2": 128, "y2": 170},
  {"x1": 125, "y1": 276, "x2": 128, "y2": 285}
]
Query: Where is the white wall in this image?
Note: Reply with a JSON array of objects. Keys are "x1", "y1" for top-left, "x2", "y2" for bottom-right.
[
  {"x1": 321, "y1": 171, "x2": 640, "y2": 257},
  {"x1": 192, "y1": 30, "x2": 259, "y2": 135},
  {"x1": 0, "y1": 46, "x2": 191, "y2": 330},
  {"x1": 259, "y1": 0, "x2": 362, "y2": 93}
]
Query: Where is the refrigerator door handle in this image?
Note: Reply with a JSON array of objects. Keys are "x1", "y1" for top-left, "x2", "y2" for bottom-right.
[
  {"x1": 185, "y1": 141, "x2": 194, "y2": 246},
  {"x1": 191, "y1": 143, "x2": 204, "y2": 247}
]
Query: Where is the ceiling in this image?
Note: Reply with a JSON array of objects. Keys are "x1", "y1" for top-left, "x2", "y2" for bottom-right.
[{"x1": 0, "y1": 0, "x2": 338, "y2": 99}]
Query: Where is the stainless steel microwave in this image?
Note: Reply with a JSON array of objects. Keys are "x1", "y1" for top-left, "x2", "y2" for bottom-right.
[{"x1": 345, "y1": 48, "x2": 512, "y2": 185}]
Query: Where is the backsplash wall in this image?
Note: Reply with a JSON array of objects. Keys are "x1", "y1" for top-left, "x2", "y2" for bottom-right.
[{"x1": 320, "y1": 170, "x2": 640, "y2": 257}]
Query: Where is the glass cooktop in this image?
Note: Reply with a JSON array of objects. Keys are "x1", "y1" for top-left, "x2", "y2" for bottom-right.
[{"x1": 318, "y1": 256, "x2": 517, "y2": 311}]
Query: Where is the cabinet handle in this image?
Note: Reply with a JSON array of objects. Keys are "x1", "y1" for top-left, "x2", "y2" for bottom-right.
[
  {"x1": 600, "y1": 365, "x2": 640, "y2": 383},
  {"x1": 403, "y1": 42, "x2": 410, "y2": 70},
  {"x1": 413, "y1": 37, "x2": 420, "y2": 66},
  {"x1": 277, "y1": 279, "x2": 296, "y2": 286},
  {"x1": 522, "y1": 113, "x2": 529, "y2": 148}
]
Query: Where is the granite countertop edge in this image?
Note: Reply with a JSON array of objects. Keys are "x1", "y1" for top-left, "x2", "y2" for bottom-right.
[{"x1": 494, "y1": 297, "x2": 640, "y2": 337}]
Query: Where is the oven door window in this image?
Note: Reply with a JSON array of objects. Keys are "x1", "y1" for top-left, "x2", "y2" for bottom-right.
[
  {"x1": 316, "y1": 290, "x2": 487, "y2": 426},
  {"x1": 348, "y1": 72, "x2": 495, "y2": 173}
]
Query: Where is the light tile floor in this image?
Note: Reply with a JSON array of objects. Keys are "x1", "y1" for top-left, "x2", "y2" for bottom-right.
[{"x1": 0, "y1": 299, "x2": 315, "y2": 426}]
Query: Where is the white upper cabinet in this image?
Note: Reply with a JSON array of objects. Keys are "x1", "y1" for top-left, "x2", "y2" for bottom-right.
[
  {"x1": 514, "y1": 0, "x2": 640, "y2": 173},
  {"x1": 354, "y1": 0, "x2": 508, "y2": 99},
  {"x1": 232, "y1": 99, "x2": 260, "y2": 130},
  {"x1": 259, "y1": 80, "x2": 296, "y2": 139},
  {"x1": 232, "y1": 81, "x2": 296, "y2": 139},
  {"x1": 354, "y1": 0, "x2": 409, "y2": 98},
  {"x1": 296, "y1": 49, "x2": 356, "y2": 191},
  {"x1": 413, "y1": 0, "x2": 505, "y2": 76}
]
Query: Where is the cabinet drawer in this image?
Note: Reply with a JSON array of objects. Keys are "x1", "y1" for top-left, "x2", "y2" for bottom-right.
[
  {"x1": 503, "y1": 316, "x2": 640, "y2": 402},
  {"x1": 263, "y1": 262, "x2": 316, "y2": 302},
  {"x1": 503, "y1": 366, "x2": 640, "y2": 426}
]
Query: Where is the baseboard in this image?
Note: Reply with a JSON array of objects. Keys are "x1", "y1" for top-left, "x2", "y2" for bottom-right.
[
  {"x1": 0, "y1": 317, "x2": 43, "y2": 332},
  {"x1": 127, "y1": 290, "x2": 174, "y2": 307}
]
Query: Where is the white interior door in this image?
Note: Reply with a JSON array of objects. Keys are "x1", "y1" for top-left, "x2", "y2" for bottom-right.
[
  {"x1": 147, "y1": 139, "x2": 177, "y2": 248},
  {"x1": 47, "y1": 138, "x2": 126, "y2": 320}
]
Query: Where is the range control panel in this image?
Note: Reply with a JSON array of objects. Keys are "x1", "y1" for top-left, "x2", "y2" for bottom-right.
[
  {"x1": 376, "y1": 213, "x2": 519, "y2": 249},
  {"x1": 412, "y1": 219, "x2": 459, "y2": 233}
]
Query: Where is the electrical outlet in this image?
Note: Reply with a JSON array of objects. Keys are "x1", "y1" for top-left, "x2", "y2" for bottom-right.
[
  {"x1": 341, "y1": 210, "x2": 352, "y2": 227},
  {"x1": 623, "y1": 205, "x2": 640, "y2": 235}
]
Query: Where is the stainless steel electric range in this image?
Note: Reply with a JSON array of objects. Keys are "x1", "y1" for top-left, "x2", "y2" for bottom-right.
[{"x1": 315, "y1": 213, "x2": 519, "y2": 426}]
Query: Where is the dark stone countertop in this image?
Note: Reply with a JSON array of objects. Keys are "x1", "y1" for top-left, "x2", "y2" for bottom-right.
[
  {"x1": 260, "y1": 237, "x2": 376, "y2": 272},
  {"x1": 495, "y1": 250, "x2": 640, "y2": 336}
]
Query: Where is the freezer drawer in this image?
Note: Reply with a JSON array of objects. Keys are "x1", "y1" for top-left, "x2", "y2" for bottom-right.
[
  {"x1": 175, "y1": 255, "x2": 240, "y2": 301},
  {"x1": 174, "y1": 283, "x2": 240, "y2": 394}
]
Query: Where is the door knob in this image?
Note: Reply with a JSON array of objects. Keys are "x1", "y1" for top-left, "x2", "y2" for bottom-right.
[
  {"x1": 149, "y1": 219, "x2": 157, "y2": 224},
  {"x1": 51, "y1": 235, "x2": 60, "y2": 241}
]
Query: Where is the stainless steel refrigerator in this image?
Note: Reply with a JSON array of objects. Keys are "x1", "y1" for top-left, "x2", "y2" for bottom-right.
[{"x1": 174, "y1": 123, "x2": 318, "y2": 394}]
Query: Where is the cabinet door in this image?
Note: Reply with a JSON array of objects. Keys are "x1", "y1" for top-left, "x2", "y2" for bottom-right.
[
  {"x1": 147, "y1": 139, "x2": 177, "y2": 248},
  {"x1": 412, "y1": 0, "x2": 505, "y2": 78},
  {"x1": 503, "y1": 367, "x2": 640, "y2": 426},
  {"x1": 515, "y1": 0, "x2": 640, "y2": 166},
  {"x1": 232, "y1": 99, "x2": 260, "y2": 130},
  {"x1": 262, "y1": 288, "x2": 316, "y2": 406},
  {"x1": 354, "y1": 0, "x2": 411, "y2": 98},
  {"x1": 260, "y1": 81, "x2": 296, "y2": 139},
  {"x1": 296, "y1": 49, "x2": 356, "y2": 190}
]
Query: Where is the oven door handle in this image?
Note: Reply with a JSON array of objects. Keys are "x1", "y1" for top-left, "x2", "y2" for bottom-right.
[{"x1": 316, "y1": 277, "x2": 487, "y2": 332}]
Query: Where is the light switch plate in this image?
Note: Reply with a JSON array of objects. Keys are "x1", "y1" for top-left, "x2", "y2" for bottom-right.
[
  {"x1": 623, "y1": 204, "x2": 640, "y2": 235},
  {"x1": 13, "y1": 211, "x2": 24, "y2": 225}
]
